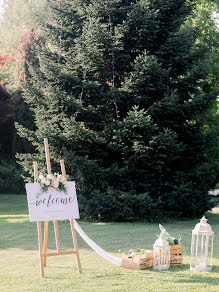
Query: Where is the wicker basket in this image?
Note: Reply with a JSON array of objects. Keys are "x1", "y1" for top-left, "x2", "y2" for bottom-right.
[
  {"x1": 170, "y1": 244, "x2": 183, "y2": 266},
  {"x1": 122, "y1": 250, "x2": 153, "y2": 270}
]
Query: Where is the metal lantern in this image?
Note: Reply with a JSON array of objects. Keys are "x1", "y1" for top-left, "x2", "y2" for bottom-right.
[
  {"x1": 190, "y1": 216, "x2": 214, "y2": 272},
  {"x1": 153, "y1": 233, "x2": 170, "y2": 271}
]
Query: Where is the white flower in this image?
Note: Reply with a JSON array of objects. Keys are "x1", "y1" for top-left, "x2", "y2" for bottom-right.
[
  {"x1": 39, "y1": 173, "x2": 67, "y2": 192},
  {"x1": 39, "y1": 174, "x2": 44, "y2": 180},
  {"x1": 53, "y1": 180, "x2": 59, "y2": 189},
  {"x1": 45, "y1": 180, "x2": 50, "y2": 186},
  {"x1": 47, "y1": 174, "x2": 53, "y2": 180},
  {"x1": 41, "y1": 178, "x2": 46, "y2": 185}
]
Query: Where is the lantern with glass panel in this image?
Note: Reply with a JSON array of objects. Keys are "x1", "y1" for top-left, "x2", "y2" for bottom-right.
[
  {"x1": 153, "y1": 233, "x2": 170, "y2": 271},
  {"x1": 190, "y1": 216, "x2": 214, "y2": 272}
]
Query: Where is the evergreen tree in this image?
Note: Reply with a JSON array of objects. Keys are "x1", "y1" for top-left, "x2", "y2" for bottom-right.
[{"x1": 17, "y1": 0, "x2": 219, "y2": 220}]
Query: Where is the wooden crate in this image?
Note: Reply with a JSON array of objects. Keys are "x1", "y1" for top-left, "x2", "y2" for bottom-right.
[
  {"x1": 122, "y1": 250, "x2": 153, "y2": 270},
  {"x1": 170, "y1": 244, "x2": 183, "y2": 266}
]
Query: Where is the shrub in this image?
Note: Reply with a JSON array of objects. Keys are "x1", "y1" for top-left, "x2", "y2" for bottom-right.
[{"x1": 0, "y1": 154, "x2": 24, "y2": 194}]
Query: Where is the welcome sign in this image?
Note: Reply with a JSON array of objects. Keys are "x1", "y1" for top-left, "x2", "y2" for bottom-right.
[{"x1": 26, "y1": 181, "x2": 80, "y2": 222}]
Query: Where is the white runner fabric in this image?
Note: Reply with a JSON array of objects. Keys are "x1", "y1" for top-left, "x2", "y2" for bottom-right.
[{"x1": 74, "y1": 219, "x2": 122, "y2": 266}]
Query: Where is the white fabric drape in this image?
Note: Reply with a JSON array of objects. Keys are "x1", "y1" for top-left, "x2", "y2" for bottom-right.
[{"x1": 74, "y1": 219, "x2": 122, "y2": 266}]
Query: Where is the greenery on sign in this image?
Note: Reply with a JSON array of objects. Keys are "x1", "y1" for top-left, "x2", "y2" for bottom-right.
[{"x1": 13, "y1": 0, "x2": 219, "y2": 220}]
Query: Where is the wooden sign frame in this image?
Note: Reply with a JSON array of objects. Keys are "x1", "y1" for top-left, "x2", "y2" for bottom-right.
[{"x1": 32, "y1": 138, "x2": 82, "y2": 277}]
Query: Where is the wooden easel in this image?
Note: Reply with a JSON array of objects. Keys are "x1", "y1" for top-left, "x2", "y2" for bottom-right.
[{"x1": 33, "y1": 138, "x2": 82, "y2": 278}]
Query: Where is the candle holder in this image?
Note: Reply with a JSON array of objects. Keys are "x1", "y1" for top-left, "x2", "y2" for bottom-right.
[
  {"x1": 190, "y1": 216, "x2": 214, "y2": 272},
  {"x1": 153, "y1": 233, "x2": 170, "y2": 271}
]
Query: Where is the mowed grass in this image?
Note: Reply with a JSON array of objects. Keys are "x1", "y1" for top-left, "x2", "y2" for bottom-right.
[{"x1": 0, "y1": 194, "x2": 218, "y2": 292}]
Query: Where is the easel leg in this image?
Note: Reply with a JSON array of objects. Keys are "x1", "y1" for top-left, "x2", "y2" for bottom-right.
[
  {"x1": 70, "y1": 219, "x2": 82, "y2": 274},
  {"x1": 54, "y1": 220, "x2": 61, "y2": 253},
  {"x1": 37, "y1": 222, "x2": 44, "y2": 278},
  {"x1": 34, "y1": 143, "x2": 82, "y2": 277},
  {"x1": 43, "y1": 221, "x2": 49, "y2": 267},
  {"x1": 44, "y1": 138, "x2": 51, "y2": 267}
]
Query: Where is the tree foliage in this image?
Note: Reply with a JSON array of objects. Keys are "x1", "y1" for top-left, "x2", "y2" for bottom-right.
[
  {"x1": 0, "y1": 0, "x2": 46, "y2": 53},
  {"x1": 9, "y1": 0, "x2": 219, "y2": 219}
]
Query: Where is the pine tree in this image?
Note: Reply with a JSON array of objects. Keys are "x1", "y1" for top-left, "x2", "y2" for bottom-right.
[{"x1": 16, "y1": 0, "x2": 219, "y2": 220}]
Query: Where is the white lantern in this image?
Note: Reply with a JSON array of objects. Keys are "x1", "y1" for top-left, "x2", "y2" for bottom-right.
[
  {"x1": 153, "y1": 233, "x2": 170, "y2": 270},
  {"x1": 190, "y1": 216, "x2": 214, "y2": 272}
]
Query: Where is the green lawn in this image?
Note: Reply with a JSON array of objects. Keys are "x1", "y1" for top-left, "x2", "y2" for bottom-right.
[{"x1": 0, "y1": 194, "x2": 218, "y2": 292}]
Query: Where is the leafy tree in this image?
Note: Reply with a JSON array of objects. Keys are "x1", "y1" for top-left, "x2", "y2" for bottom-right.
[
  {"x1": 186, "y1": 0, "x2": 219, "y2": 186},
  {"x1": 0, "y1": 0, "x2": 46, "y2": 53},
  {"x1": 16, "y1": 0, "x2": 218, "y2": 220},
  {"x1": 0, "y1": 25, "x2": 41, "y2": 194},
  {"x1": 0, "y1": 52, "x2": 16, "y2": 87},
  {"x1": 0, "y1": 1, "x2": 46, "y2": 158}
]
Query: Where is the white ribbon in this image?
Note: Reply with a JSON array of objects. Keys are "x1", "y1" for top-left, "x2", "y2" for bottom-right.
[{"x1": 74, "y1": 219, "x2": 122, "y2": 266}]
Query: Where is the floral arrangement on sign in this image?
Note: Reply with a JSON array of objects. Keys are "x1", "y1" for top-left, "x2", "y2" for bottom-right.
[
  {"x1": 159, "y1": 224, "x2": 181, "y2": 245},
  {"x1": 38, "y1": 173, "x2": 67, "y2": 193}
]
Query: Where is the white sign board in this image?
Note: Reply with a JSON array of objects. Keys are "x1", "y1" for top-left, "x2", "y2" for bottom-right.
[{"x1": 26, "y1": 181, "x2": 80, "y2": 222}]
